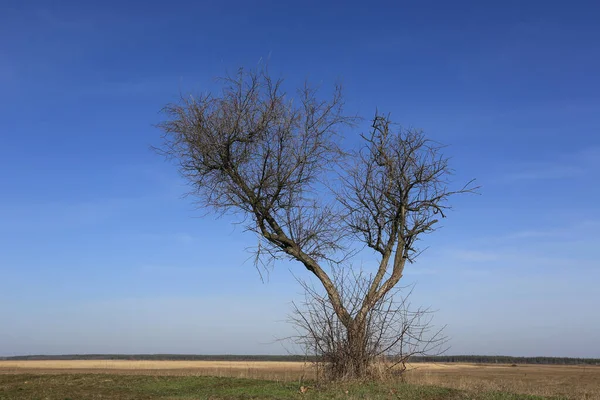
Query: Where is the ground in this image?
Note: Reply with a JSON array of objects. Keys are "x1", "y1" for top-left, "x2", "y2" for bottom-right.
[{"x1": 0, "y1": 360, "x2": 598, "y2": 399}]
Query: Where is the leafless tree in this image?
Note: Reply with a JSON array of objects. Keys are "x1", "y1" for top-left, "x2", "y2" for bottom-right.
[{"x1": 157, "y1": 66, "x2": 477, "y2": 380}]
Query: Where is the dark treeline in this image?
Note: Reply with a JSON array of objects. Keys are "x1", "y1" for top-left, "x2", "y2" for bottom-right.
[
  {"x1": 2, "y1": 354, "x2": 599, "y2": 365},
  {"x1": 0, "y1": 354, "x2": 307, "y2": 362},
  {"x1": 409, "y1": 355, "x2": 600, "y2": 365}
]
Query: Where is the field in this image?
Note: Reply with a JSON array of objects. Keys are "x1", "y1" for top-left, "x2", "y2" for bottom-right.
[{"x1": 1, "y1": 360, "x2": 599, "y2": 399}]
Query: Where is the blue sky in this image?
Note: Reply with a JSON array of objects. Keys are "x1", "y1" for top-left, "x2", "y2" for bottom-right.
[{"x1": 1, "y1": 0, "x2": 599, "y2": 357}]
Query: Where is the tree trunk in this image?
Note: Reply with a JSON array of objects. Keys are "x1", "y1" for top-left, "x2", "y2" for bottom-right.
[
  {"x1": 349, "y1": 320, "x2": 369, "y2": 378},
  {"x1": 328, "y1": 320, "x2": 370, "y2": 380}
]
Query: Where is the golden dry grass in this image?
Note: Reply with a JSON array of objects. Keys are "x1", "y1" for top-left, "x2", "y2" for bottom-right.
[
  {"x1": 0, "y1": 360, "x2": 306, "y2": 371},
  {"x1": 403, "y1": 362, "x2": 600, "y2": 400},
  {"x1": 1, "y1": 360, "x2": 599, "y2": 399},
  {"x1": 0, "y1": 360, "x2": 310, "y2": 381}
]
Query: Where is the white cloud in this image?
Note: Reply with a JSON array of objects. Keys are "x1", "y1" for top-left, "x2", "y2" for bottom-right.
[
  {"x1": 451, "y1": 250, "x2": 501, "y2": 262},
  {"x1": 503, "y1": 147, "x2": 600, "y2": 182}
]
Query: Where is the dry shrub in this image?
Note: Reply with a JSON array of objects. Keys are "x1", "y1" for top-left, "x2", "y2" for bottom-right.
[{"x1": 288, "y1": 267, "x2": 448, "y2": 382}]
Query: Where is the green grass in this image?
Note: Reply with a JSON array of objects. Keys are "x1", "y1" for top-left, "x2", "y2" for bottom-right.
[{"x1": 0, "y1": 374, "x2": 565, "y2": 400}]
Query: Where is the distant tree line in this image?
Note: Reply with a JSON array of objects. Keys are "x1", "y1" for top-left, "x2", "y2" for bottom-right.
[
  {"x1": 2, "y1": 354, "x2": 599, "y2": 365},
  {"x1": 0, "y1": 354, "x2": 306, "y2": 362},
  {"x1": 409, "y1": 355, "x2": 600, "y2": 365}
]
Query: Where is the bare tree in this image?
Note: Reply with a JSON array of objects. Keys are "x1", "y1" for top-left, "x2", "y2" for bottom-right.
[{"x1": 157, "y1": 66, "x2": 476, "y2": 380}]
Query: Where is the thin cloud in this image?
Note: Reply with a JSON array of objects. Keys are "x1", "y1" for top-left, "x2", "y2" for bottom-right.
[
  {"x1": 506, "y1": 165, "x2": 585, "y2": 181},
  {"x1": 127, "y1": 232, "x2": 197, "y2": 245},
  {"x1": 503, "y1": 147, "x2": 599, "y2": 182},
  {"x1": 503, "y1": 228, "x2": 570, "y2": 240},
  {"x1": 502, "y1": 219, "x2": 599, "y2": 241},
  {"x1": 451, "y1": 250, "x2": 501, "y2": 262},
  {"x1": 0, "y1": 197, "x2": 139, "y2": 233},
  {"x1": 138, "y1": 264, "x2": 197, "y2": 274},
  {"x1": 446, "y1": 247, "x2": 597, "y2": 271},
  {"x1": 404, "y1": 267, "x2": 439, "y2": 276}
]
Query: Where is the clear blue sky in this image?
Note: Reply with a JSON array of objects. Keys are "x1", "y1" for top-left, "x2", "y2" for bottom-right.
[{"x1": 1, "y1": 0, "x2": 599, "y2": 357}]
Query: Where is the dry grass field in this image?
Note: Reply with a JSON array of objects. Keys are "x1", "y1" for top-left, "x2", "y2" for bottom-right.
[
  {"x1": 0, "y1": 360, "x2": 308, "y2": 380},
  {"x1": 404, "y1": 363, "x2": 600, "y2": 399},
  {"x1": 1, "y1": 360, "x2": 599, "y2": 399}
]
